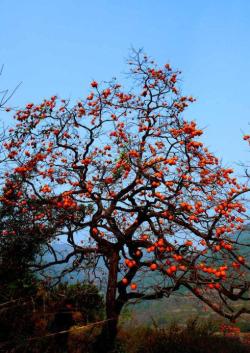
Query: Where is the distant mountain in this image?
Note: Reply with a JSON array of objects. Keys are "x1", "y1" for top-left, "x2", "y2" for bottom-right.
[{"x1": 38, "y1": 224, "x2": 249, "y2": 286}]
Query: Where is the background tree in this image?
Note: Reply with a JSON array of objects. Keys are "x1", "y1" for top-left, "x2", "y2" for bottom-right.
[
  {"x1": 0, "y1": 175, "x2": 59, "y2": 298},
  {"x1": 0, "y1": 66, "x2": 31, "y2": 299},
  {"x1": 2, "y1": 50, "x2": 249, "y2": 350}
]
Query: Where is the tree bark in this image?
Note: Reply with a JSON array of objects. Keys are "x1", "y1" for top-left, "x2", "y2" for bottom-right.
[{"x1": 95, "y1": 250, "x2": 121, "y2": 352}]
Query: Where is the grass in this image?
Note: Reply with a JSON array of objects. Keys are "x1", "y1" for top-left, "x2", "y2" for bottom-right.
[
  {"x1": 2, "y1": 313, "x2": 249, "y2": 352},
  {"x1": 113, "y1": 318, "x2": 250, "y2": 353}
]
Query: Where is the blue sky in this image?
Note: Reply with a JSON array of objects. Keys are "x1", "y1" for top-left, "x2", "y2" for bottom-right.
[{"x1": 1, "y1": 0, "x2": 250, "y2": 171}]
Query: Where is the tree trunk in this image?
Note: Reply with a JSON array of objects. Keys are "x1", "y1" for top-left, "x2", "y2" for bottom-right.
[{"x1": 95, "y1": 250, "x2": 121, "y2": 352}]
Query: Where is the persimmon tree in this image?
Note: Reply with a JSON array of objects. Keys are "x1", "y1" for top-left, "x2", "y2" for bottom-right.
[{"x1": 1, "y1": 50, "x2": 249, "y2": 349}]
